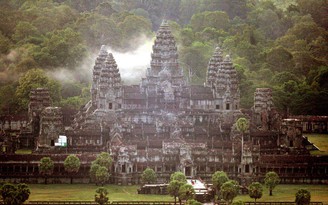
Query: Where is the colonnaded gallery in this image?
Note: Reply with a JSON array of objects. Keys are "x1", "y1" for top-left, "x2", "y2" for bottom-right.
[{"x1": 0, "y1": 21, "x2": 327, "y2": 185}]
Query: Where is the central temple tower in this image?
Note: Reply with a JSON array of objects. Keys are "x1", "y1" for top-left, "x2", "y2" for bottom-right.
[{"x1": 141, "y1": 20, "x2": 186, "y2": 110}]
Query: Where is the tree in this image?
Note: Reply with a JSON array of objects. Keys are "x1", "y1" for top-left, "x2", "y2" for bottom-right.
[
  {"x1": 178, "y1": 184, "x2": 195, "y2": 203},
  {"x1": 15, "y1": 68, "x2": 61, "y2": 109},
  {"x1": 168, "y1": 180, "x2": 184, "y2": 205},
  {"x1": 248, "y1": 182, "x2": 263, "y2": 204},
  {"x1": 190, "y1": 11, "x2": 230, "y2": 32},
  {"x1": 264, "y1": 171, "x2": 280, "y2": 196},
  {"x1": 96, "y1": 166, "x2": 110, "y2": 186},
  {"x1": 64, "y1": 154, "x2": 81, "y2": 184},
  {"x1": 90, "y1": 152, "x2": 112, "y2": 185},
  {"x1": 170, "y1": 171, "x2": 187, "y2": 183},
  {"x1": 236, "y1": 117, "x2": 250, "y2": 158},
  {"x1": 141, "y1": 167, "x2": 157, "y2": 184},
  {"x1": 94, "y1": 152, "x2": 113, "y2": 168},
  {"x1": 168, "y1": 172, "x2": 187, "y2": 205},
  {"x1": 220, "y1": 180, "x2": 239, "y2": 205},
  {"x1": 236, "y1": 117, "x2": 249, "y2": 133},
  {"x1": 34, "y1": 28, "x2": 86, "y2": 68},
  {"x1": 39, "y1": 157, "x2": 54, "y2": 184},
  {"x1": 0, "y1": 183, "x2": 30, "y2": 205},
  {"x1": 95, "y1": 187, "x2": 109, "y2": 205},
  {"x1": 295, "y1": 189, "x2": 311, "y2": 205},
  {"x1": 212, "y1": 171, "x2": 229, "y2": 201},
  {"x1": 90, "y1": 163, "x2": 101, "y2": 184}
]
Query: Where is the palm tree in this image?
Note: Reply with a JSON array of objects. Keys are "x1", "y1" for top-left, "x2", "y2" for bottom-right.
[
  {"x1": 264, "y1": 171, "x2": 280, "y2": 196},
  {"x1": 248, "y1": 182, "x2": 263, "y2": 204}
]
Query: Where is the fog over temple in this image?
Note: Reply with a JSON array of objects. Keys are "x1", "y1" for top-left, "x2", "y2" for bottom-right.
[{"x1": 1, "y1": 21, "x2": 327, "y2": 186}]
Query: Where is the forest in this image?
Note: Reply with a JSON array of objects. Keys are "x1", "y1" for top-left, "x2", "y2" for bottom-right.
[{"x1": 0, "y1": 0, "x2": 327, "y2": 116}]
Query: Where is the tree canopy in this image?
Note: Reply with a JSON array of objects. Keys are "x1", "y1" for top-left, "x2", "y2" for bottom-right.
[
  {"x1": 64, "y1": 154, "x2": 81, "y2": 184},
  {"x1": 0, "y1": 183, "x2": 30, "y2": 205},
  {"x1": 295, "y1": 189, "x2": 311, "y2": 205},
  {"x1": 248, "y1": 182, "x2": 263, "y2": 203},
  {"x1": 0, "y1": 0, "x2": 327, "y2": 115},
  {"x1": 38, "y1": 156, "x2": 54, "y2": 184},
  {"x1": 141, "y1": 167, "x2": 157, "y2": 184},
  {"x1": 89, "y1": 152, "x2": 112, "y2": 186},
  {"x1": 264, "y1": 171, "x2": 280, "y2": 196}
]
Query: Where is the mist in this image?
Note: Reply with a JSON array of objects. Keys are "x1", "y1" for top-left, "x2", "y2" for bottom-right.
[
  {"x1": 107, "y1": 37, "x2": 153, "y2": 85},
  {"x1": 49, "y1": 36, "x2": 154, "y2": 86}
]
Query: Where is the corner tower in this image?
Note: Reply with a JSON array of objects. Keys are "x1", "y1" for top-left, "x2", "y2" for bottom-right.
[
  {"x1": 206, "y1": 47, "x2": 223, "y2": 87},
  {"x1": 91, "y1": 46, "x2": 122, "y2": 115},
  {"x1": 207, "y1": 49, "x2": 239, "y2": 111}
]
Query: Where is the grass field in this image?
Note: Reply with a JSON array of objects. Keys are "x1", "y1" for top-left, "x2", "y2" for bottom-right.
[
  {"x1": 28, "y1": 184, "x2": 172, "y2": 201},
  {"x1": 27, "y1": 184, "x2": 328, "y2": 204},
  {"x1": 305, "y1": 134, "x2": 328, "y2": 155},
  {"x1": 234, "y1": 184, "x2": 328, "y2": 204}
]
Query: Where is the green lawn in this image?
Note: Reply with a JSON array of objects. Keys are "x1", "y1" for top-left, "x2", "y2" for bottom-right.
[
  {"x1": 14, "y1": 149, "x2": 32, "y2": 154},
  {"x1": 234, "y1": 184, "x2": 328, "y2": 204},
  {"x1": 27, "y1": 184, "x2": 328, "y2": 204},
  {"x1": 305, "y1": 134, "x2": 328, "y2": 155},
  {"x1": 28, "y1": 184, "x2": 172, "y2": 201}
]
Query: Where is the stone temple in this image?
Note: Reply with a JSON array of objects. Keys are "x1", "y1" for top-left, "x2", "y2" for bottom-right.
[{"x1": 0, "y1": 21, "x2": 327, "y2": 185}]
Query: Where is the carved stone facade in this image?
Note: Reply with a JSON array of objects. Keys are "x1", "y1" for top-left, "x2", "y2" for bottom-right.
[{"x1": 0, "y1": 21, "x2": 327, "y2": 185}]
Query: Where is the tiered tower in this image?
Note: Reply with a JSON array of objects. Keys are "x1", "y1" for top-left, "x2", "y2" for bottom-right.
[
  {"x1": 214, "y1": 55, "x2": 240, "y2": 111},
  {"x1": 149, "y1": 20, "x2": 179, "y2": 76},
  {"x1": 252, "y1": 88, "x2": 274, "y2": 130},
  {"x1": 142, "y1": 20, "x2": 186, "y2": 110},
  {"x1": 206, "y1": 47, "x2": 223, "y2": 88},
  {"x1": 91, "y1": 45, "x2": 109, "y2": 106},
  {"x1": 206, "y1": 47, "x2": 240, "y2": 112},
  {"x1": 96, "y1": 53, "x2": 122, "y2": 113}
]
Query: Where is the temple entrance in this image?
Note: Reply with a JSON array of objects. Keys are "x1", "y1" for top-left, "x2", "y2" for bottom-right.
[{"x1": 185, "y1": 166, "x2": 192, "y2": 176}]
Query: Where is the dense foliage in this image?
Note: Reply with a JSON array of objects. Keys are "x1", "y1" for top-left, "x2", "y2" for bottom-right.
[
  {"x1": 168, "y1": 172, "x2": 188, "y2": 205},
  {"x1": 220, "y1": 180, "x2": 239, "y2": 204},
  {"x1": 212, "y1": 170, "x2": 229, "y2": 201},
  {"x1": 64, "y1": 154, "x2": 81, "y2": 184},
  {"x1": 141, "y1": 167, "x2": 157, "y2": 184},
  {"x1": 248, "y1": 182, "x2": 263, "y2": 203},
  {"x1": 89, "y1": 152, "x2": 112, "y2": 186},
  {"x1": 264, "y1": 171, "x2": 280, "y2": 196},
  {"x1": 0, "y1": 0, "x2": 327, "y2": 115},
  {"x1": 38, "y1": 156, "x2": 54, "y2": 184},
  {"x1": 295, "y1": 189, "x2": 311, "y2": 205},
  {"x1": 95, "y1": 187, "x2": 109, "y2": 205},
  {"x1": 0, "y1": 183, "x2": 30, "y2": 205}
]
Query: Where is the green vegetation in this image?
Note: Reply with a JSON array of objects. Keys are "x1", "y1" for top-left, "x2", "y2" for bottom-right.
[
  {"x1": 264, "y1": 171, "x2": 280, "y2": 196},
  {"x1": 25, "y1": 184, "x2": 328, "y2": 203},
  {"x1": 0, "y1": 183, "x2": 30, "y2": 205},
  {"x1": 64, "y1": 154, "x2": 81, "y2": 184},
  {"x1": 0, "y1": 0, "x2": 327, "y2": 115},
  {"x1": 234, "y1": 184, "x2": 328, "y2": 203},
  {"x1": 221, "y1": 180, "x2": 239, "y2": 204},
  {"x1": 95, "y1": 187, "x2": 109, "y2": 205},
  {"x1": 38, "y1": 157, "x2": 54, "y2": 185},
  {"x1": 14, "y1": 149, "x2": 32, "y2": 154},
  {"x1": 90, "y1": 152, "x2": 112, "y2": 186},
  {"x1": 141, "y1": 167, "x2": 157, "y2": 184},
  {"x1": 305, "y1": 134, "x2": 328, "y2": 156},
  {"x1": 212, "y1": 171, "x2": 229, "y2": 201},
  {"x1": 248, "y1": 182, "x2": 263, "y2": 204},
  {"x1": 27, "y1": 184, "x2": 172, "y2": 201},
  {"x1": 295, "y1": 189, "x2": 311, "y2": 205}
]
